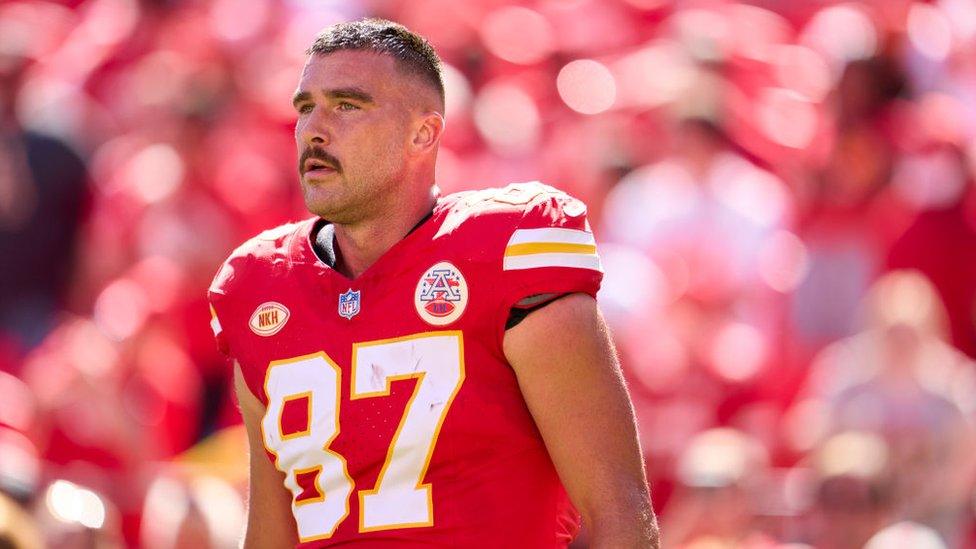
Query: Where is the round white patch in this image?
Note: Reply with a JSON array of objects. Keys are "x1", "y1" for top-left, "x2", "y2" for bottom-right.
[{"x1": 415, "y1": 262, "x2": 468, "y2": 326}]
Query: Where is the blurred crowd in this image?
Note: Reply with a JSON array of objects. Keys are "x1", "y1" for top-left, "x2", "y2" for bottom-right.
[{"x1": 2, "y1": 0, "x2": 976, "y2": 547}]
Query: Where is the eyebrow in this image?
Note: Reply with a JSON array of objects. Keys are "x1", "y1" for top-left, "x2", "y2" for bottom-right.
[{"x1": 292, "y1": 87, "x2": 375, "y2": 109}]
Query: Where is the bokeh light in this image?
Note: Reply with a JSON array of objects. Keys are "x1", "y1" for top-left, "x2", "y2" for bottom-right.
[
  {"x1": 473, "y1": 82, "x2": 540, "y2": 154},
  {"x1": 557, "y1": 59, "x2": 616, "y2": 115},
  {"x1": 480, "y1": 7, "x2": 555, "y2": 65},
  {"x1": 907, "y1": 2, "x2": 953, "y2": 62},
  {"x1": 801, "y1": 4, "x2": 878, "y2": 68},
  {"x1": 93, "y1": 278, "x2": 150, "y2": 341},
  {"x1": 45, "y1": 480, "x2": 107, "y2": 530}
]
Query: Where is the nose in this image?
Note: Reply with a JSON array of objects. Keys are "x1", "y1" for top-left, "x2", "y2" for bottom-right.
[{"x1": 298, "y1": 108, "x2": 330, "y2": 146}]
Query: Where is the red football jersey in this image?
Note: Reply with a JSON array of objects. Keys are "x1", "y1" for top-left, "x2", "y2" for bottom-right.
[{"x1": 208, "y1": 182, "x2": 603, "y2": 547}]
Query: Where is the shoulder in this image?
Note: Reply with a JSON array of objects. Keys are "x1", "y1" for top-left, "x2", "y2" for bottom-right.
[
  {"x1": 434, "y1": 181, "x2": 591, "y2": 243},
  {"x1": 209, "y1": 218, "x2": 314, "y2": 299}
]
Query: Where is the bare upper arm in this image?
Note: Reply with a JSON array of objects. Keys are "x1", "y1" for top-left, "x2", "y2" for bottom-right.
[
  {"x1": 502, "y1": 293, "x2": 659, "y2": 548},
  {"x1": 234, "y1": 361, "x2": 299, "y2": 548}
]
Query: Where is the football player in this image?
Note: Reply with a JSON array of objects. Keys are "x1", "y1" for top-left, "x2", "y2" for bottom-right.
[{"x1": 209, "y1": 18, "x2": 658, "y2": 548}]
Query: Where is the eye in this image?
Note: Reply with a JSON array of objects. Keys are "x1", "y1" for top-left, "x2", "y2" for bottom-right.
[
  {"x1": 297, "y1": 103, "x2": 313, "y2": 114},
  {"x1": 337, "y1": 102, "x2": 360, "y2": 111}
]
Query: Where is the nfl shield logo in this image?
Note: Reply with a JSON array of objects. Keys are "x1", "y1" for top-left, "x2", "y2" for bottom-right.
[{"x1": 338, "y1": 288, "x2": 361, "y2": 320}]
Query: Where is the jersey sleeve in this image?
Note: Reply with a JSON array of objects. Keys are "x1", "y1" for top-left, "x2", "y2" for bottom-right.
[
  {"x1": 493, "y1": 184, "x2": 604, "y2": 333},
  {"x1": 207, "y1": 250, "x2": 250, "y2": 359}
]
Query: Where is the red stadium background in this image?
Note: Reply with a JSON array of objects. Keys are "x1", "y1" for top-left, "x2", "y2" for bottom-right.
[{"x1": 2, "y1": 0, "x2": 976, "y2": 547}]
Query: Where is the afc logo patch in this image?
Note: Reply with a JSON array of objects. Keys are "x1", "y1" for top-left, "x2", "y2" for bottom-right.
[
  {"x1": 338, "y1": 288, "x2": 361, "y2": 320},
  {"x1": 415, "y1": 261, "x2": 468, "y2": 326}
]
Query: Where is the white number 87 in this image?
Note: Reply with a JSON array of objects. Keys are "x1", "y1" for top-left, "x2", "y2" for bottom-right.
[{"x1": 260, "y1": 331, "x2": 465, "y2": 542}]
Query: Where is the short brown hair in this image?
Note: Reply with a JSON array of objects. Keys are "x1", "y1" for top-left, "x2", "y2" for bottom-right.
[{"x1": 307, "y1": 18, "x2": 444, "y2": 106}]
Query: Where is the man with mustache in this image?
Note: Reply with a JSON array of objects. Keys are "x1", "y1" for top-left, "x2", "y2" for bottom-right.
[{"x1": 208, "y1": 18, "x2": 658, "y2": 548}]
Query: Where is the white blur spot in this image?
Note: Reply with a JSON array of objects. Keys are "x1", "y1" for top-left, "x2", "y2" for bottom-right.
[
  {"x1": 758, "y1": 87, "x2": 818, "y2": 149},
  {"x1": 908, "y1": 3, "x2": 953, "y2": 61},
  {"x1": 473, "y1": 83, "x2": 540, "y2": 155},
  {"x1": 940, "y1": 0, "x2": 976, "y2": 42},
  {"x1": 677, "y1": 428, "x2": 768, "y2": 487},
  {"x1": 557, "y1": 59, "x2": 616, "y2": 115},
  {"x1": 481, "y1": 7, "x2": 555, "y2": 65},
  {"x1": 892, "y1": 150, "x2": 967, "y2": 211},
  {"x1": 710, "y1": 154, "x2": 789, "y2": 227},
  {"x1": 818, "y1": 431, "x2": 888, "y2": 478},
  {"x1": 124, "y1": 144, "x2": 185, "y2": 204},
  {"x1": 759, "y1": 230, "x2": 810, "y2": 293},
  {"x1": 709, "y1": 322, "x2": 768, "y2": 382},
  {"x1": 210, "y1": 0, "x2": 269, "y2": 42},
  {"x1": 598, "y1": 243, "x2": 670, "y2": 324},
  {"x1": 93, "y1": 278, "x2": 150, "y2": 341},
  {"x1": 0, "y1": 429, "x2": 39, "y2": 492},
  {"x1": 191, "y1": 476, "x2": 245, "y2": 545},
  {"x1": 46, "y1": 480, "x2": 106, "y2": 529},
  {"x1": 800, "y1": 5, "x2": 877, "y2": 65},
  {"x1": 441, "y1": 62, "x2": 472, "y2": 120},
  {"x1": 865, "y1": 521, "x2": 947, "y2": 549},
  {"x1": 141, "y1": 476, "x2": 189, "y2": 548},
  {"x1": 15, "y1": 76, "x2": 85, "y2": 138}
]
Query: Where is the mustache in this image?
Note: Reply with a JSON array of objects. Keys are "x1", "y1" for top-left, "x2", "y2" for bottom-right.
[{"x1": 299, "y1": 147, "x2": 342, "y2": 174}]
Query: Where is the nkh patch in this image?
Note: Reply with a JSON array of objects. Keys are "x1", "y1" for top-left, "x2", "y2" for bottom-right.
[
  {"x1": 249, "y1": 302, "x2": 290, "y2": 336},
  {"x1": 338, "y1": 288, "x2": 361, "y2": 320},
  {"x1": 415, "y1": 261, "x2": 468, "y2": 326}
]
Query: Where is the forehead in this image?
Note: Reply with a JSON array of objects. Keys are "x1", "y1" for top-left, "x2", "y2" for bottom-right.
[{"x1": 298, "y1": 50, "x2": 403, "y2": 93}]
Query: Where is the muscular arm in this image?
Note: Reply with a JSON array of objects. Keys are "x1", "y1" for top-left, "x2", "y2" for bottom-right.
[
  {"x1": 503, "y1": 293, "x2": 659, "y2": 548},
  {"x1": 234, "y1": 361, "x2": 299, "y2": 548}
]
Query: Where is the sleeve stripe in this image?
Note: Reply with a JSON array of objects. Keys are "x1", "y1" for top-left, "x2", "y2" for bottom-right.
[
  {"x1": 507, "y1": 227, "x2": 595, "y2": 246},
  {"x1": 210, "y1": 304, "x2": 223, "y2": 336},
  {"x1": 503, "y1": 252, "x2": 603, "y2": 272},
  {"x1": 504, "y1": 242, "x2": 597, "y2": 257}
]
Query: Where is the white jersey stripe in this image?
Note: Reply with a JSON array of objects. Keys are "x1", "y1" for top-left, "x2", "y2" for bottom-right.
[
  {"x1": 211, "y1": 314, "x2": 222, "y2": 336},
  {"x1": 503, "y1": 252, "x2": 602, "y2": 272},
  {"x1": 506, "y1": 227, "x2": 595, "y2": 247}
]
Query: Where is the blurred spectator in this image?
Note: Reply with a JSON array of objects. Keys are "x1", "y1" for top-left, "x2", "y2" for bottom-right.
[
  {"x1": 794, "y1": 270, "x2": 976, "y2": 546},
  {"x1": 0, "y1": 17, "x2": 90, "y2": 358},
  {"x1": 887, "y1": 143, "x2": 976, "y2": 357},
  {"x1": 807, "y1": 431, "x2": 894, "y2": 549},
  {"x1": 792, "y1": 53, "x2": 910, "y2": 351},
  {"x1": 661, "y1": 428, "x2": 779, "y2": 548}
]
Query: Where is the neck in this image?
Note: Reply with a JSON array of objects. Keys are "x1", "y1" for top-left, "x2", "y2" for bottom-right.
[{"x1": 331, "y1": 186, "x2": 437, "y2": 278}]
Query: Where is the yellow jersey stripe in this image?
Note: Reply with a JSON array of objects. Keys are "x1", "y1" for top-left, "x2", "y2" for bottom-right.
[{"x1": 504, "y1": 242, "x2": 598, "y2": 257}]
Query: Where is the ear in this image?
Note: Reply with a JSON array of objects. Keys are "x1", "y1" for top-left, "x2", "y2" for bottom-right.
[{"x1": 411, "y1": 111, "x2": 445, "y2": 155}]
